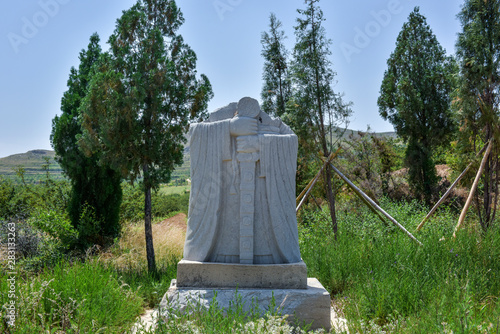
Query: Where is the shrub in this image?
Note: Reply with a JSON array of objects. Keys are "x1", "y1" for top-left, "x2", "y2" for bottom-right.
[
  {"x1": 121, "y1": 183, "x2": 190, "y2": 222},
  {"x1": 29, "y1": 209, "x2": 78, "y2": 249}
]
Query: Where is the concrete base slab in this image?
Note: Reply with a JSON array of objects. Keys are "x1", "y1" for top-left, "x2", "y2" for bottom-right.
[
  {"x1": 176, "y1": 259, "x2": 308, "y2": 289},
  {"x1": 159, "y1": 277, "x2": 331, "y2": 331}
]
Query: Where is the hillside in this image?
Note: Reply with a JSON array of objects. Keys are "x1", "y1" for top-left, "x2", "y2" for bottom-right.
[
  {"x1": 0, "y1": 149, "x2": 190, "y2": 184},
  {"x1": 0, "y1": 128, "x2": 395, "y2": 183},
  {"x1": 0, "y1": 150, "x2": 64, "y2": 182}
]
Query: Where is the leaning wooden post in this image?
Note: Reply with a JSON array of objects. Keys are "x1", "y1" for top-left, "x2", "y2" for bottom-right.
[
  {"x1": 417, "y1": 164, "x2": 472, "y2": 232},
  {"x1": 328, "y1": 162, "x2": 423, "y2": 246},
  {"x1": 417, "y1": 142, "x2": 490, "y2": 232},
  {"x1": 453, "y1": 140, "x2": 494, "y2": 238},
  {"x1": 296, "y1": 148, "x2": 341, "y2": 212}
]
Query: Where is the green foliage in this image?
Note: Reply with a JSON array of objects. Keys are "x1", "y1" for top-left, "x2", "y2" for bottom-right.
[
  {"x1": 152, "y1": 192, "x2": 189, "y2": 218},
  {"x1": 115, "y1": 263, "x2": 179, "y2": 308},
  {"x1": 289, "y1": 0, "x2": 352, "y2": 234},
  {"x1": 455, "y1": 0, "x2": 500, "y2": 231},
  {"x1": 260, "y1": 13, "x2": 292, "y2": 117},
  {"x1": 340, "y1": 131, "x2": 400, "y2": 199},
  {"x1": 299, "y1": 200, "x2": 500, "y2": 332},
  {"x1": 0, "y1": 176, "x2": 33, "y2": 219},
  {"x1": 51, "y1": 33, "x2": 123, "y2": 247},
  {"x1": 290, "y1": 0, "x2": 352, "y2": 155},
  {"x1": 120, "y1": 183, "x2": 190, "y2": 222},
  {"x1": 79, "y1": 0, "x2": 212, "y2": 190},
  {"x1": 378, "y1": 7, "x2": 457, "y2": 204},
  {"x1": 29, "y1": 209, "x2": 78, "y2": 249},
  {"x1": 0, "y1": 167, "x2": 70, "y2": 221},
  {"x1": 79, "y1": 0, "x2": 212, "y2": 272},
  {"x1": 0, "y1": 260, "x2": 143, "y2": 333}
]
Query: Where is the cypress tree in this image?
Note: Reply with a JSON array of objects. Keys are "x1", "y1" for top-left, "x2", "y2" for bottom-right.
[
  {"x1": 51, "y1": 34, "x2": 122, "y2": 247},
  {"x1": 455, "y1": 0, "x2": 500, "y2": 230},
  {"x1": 291, "y1": 0, "x2": 352, "y2": 235},
  {"x1": 261, "y1": 13, "x2": 291, "y2": 118},
  {"x1": 378, "y1": 7, "x2": 456, "y2": 204},
  {"x1": 79, "y1": 0, "x2": 212, "y2": 272}
]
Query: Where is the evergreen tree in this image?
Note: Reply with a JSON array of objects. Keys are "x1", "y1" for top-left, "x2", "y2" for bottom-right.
[
  {"x1": 378, "y1": 7, "x2": 456, "y2": 204},
  {"x1": 51, "y1": 34, "x2": 122, "y2": 247},
  {"x1": 455, "y1": 0, "x2": 500, "y2": 230},
  {"x1": 261, "y1": 13, "x2": 291, "y2": 117},
  {"x1": 79, "y1": 0, "x2": 212, "y2": 273},
  {"x1": 291, "y1": 0, "x2": 352, "y2": 235}
]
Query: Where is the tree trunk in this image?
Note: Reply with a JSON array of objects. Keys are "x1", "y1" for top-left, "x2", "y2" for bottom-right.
[
  {"x1": 143, "y1": 165, "x2": 156, "y2": 273},
  {"x1": 324, "y1": 164, "x2": 338, "y2": 236}
]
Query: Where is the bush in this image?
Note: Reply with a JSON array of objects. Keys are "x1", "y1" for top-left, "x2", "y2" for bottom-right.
[
  {"x1": 29, "y1": 209, "x2": 78, "y2": 249},
  {"x1": 121, "y1": 183, "x2": 190, "y2": 222},
  {"x1": 152, "y1": 191, "x2": 189, "y2": 217},
  {"x1": 120, "y1": 183, "x2": 144, "y2": 222}
]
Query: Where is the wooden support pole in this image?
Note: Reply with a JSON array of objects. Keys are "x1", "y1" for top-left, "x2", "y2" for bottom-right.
[
  {"x1": 296, "y1": 148, "x2": 341, "y2": 210},
  {"x1": 296, "y1": 165, "x2": 325, "y2": 206},
  {"x1": 328, "y1": 162, "x2": 423, "y2": 246},
  {"x1": 417, "y1": 164, "x2": 472, "y2": 232},
  {"x1": 453, "y1": 140, "x2": 494, "y2": 238},
  {"x1": 296, "y1": 169, "x2": 324, "y2": 213},
  {"x1": 417, "y1": 142, "x2": 490, "y2": 232}
]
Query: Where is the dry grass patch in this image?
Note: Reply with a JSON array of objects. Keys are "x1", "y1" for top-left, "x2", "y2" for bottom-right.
[{"x1": 103, "y1": 213, "x2": 187, "y2": 270}]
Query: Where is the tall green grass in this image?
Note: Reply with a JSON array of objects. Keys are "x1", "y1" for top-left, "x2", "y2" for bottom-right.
[
  {"x1": 299, "y1": 198, "x2": 500, "y2": 333},
  {"x1": 0, "y1": 259, "x2": 143, "y2": 333}
]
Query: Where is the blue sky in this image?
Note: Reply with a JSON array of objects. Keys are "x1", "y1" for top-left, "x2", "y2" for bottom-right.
[{"x1": 0, "y1": 0, "x2": 462, "y2": 158}]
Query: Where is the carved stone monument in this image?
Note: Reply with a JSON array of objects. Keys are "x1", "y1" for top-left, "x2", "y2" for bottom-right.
[{"x1": 161, "y1": 97, "x2": 331, "y2": 330}]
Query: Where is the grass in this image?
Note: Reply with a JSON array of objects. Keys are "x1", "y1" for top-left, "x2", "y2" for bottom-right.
[
  {"x1": 102, "y1": 213, "x2": 186, "y2": 307},
  {"x1": 0, "y1": 214, "x2": 186, "y2": 333},
  {"x1": 0, "y1": 259, "x2": 143, "y2": 333},
  {"x1": 2, "y1": 196, "x2": 500, "y2": 333},
  {"x1": 159, "y1": 184, "x2": 190, "y2": 195},
  {"x1": 299, "y1": 197, "x2": 500, "y2": 333}
]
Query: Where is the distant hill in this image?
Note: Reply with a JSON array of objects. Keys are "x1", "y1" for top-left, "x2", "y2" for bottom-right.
[
  {"x1": 0, "y1": 149, "x2": 189, "y2": 184},
  {"x1": 0, "y1": 150, "x2": 64, "y2": 182},
  {"x1": 0, "y1": 129, "x2": 397, "y2": 183},
  {"x1": 332, "y1": 127, "x2": 397, "y2": 140}
]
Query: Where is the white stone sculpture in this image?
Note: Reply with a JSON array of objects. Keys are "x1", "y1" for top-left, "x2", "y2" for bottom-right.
[{"x1": 183, "y1": 97, "x2": 302, "y2": 264}]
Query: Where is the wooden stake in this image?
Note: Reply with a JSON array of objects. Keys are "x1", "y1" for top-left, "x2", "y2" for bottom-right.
[
  {"x1": 296, "y1": 148, "x2": 341, "y2": 209},
  {"x1": 296, "y1": 168, "x2": 324, "y2": 213},
  {"x1": 329, "y1": 162, "x2": 423, "y2": 246},
  {"x1": 453, "y1": 140, "x2": 494, "y2": 238},
  {"x1": 417, "y1": 141, "x2": 490, "y2": 232}
]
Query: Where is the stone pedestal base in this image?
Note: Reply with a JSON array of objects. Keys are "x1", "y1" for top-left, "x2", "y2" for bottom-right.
[
  {"x1": 160, "y1": 278, "x2": 331, "y2": 331},
  {"x1": 176, "y1": 259, "x2": 308, "y2": 289}
]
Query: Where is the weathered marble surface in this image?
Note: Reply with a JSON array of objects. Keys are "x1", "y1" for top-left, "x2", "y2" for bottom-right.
[
  {"x1": 175, "y1": 259, "x2": 307, "y2": 289},
  {"x1": 160, "y1": 278, "x2": 332, "y2": 331},
  {"x1": 183, "y1": 97, "x2": 301, "y2": 264}
]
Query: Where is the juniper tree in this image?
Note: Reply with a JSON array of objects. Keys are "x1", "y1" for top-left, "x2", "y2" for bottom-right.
[
  {"x1": 291, "y1": 0, "x2": 352, "y2": 235},
  {"x1": 455, "y1": 0, "x2": 500, "y2": 230},
  {"x1": 79, "y1": 0, "x2": 213, "y2": 272},
  {"x1": 51, "y1": 34, "x2": 122, "y2": 247},
  {"x1": 378, "y1": 7, "x2": 456, "y2": 204},
  {"x1": 261, "y1": 13, "x2": 291, "y2": 118}
]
